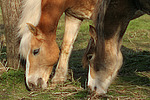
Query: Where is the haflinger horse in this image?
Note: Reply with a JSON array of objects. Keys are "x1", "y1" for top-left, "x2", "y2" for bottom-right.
[
  {"x1": 83, "y1": 0, "x2": 150, "y2": 94},
  {"x1": 18, "y1": 0, "x2": 98, "y2": 90}
]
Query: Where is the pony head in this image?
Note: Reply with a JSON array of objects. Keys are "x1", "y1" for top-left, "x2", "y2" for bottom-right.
[
  {"x1": 21, "y1": 23, "x2": 60, "y2": 90},
  {"x1": 83, "y1": 25, "x2": 123, "y2": 95}
]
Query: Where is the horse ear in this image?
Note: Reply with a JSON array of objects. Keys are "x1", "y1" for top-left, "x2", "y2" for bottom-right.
[
  {"x1": 89, "y1": 25, "x2": 97, "y2": 42},
  {"x1": 27, "y1": 23, "x2": 37, "y2": 36}
]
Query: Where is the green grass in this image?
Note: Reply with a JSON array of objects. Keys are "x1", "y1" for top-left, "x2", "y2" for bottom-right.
[
  {"x1": 0, "y1": 11, "x2": 150, "y2": 99},
  {"x1": 123, "y1": 14, "x2": 150, "y2": 51}
]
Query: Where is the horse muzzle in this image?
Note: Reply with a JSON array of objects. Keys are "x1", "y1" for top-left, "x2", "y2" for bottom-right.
[{"x1": 26, "y1": 77, "x2": 48, "y2": 90}]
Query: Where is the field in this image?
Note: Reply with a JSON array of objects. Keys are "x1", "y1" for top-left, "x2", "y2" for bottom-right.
[{"x1": 0, "y1": 8, "x2": 150, "y2": 99}]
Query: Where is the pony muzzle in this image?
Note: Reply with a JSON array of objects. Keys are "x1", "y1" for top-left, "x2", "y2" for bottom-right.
[{"x1": 27, "y1": 77, "x2": 48, "y2": 90}]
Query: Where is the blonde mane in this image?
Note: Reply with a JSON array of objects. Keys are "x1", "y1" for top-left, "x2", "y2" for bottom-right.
[{"x1": 18, "y1": 0, "x2": 42, "y2": 58}]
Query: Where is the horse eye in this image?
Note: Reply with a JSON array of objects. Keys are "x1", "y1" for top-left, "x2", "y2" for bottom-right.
[
  {"x1": 33, "y1": 48, "x2": 40, "y2": 55},
  {"x1": 87, "y1": 54, "x2": 93, "y2": 61}
]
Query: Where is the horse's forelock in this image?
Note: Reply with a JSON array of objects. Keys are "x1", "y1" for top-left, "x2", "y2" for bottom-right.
[
  {"x1": 18, "y1": 0, "x2": 42, "y2": 58},
  {"x1": 95, "y1": 0, "x2": 111, "y2": 35},
  {"x1": 93, "y1": 0, "x2": 111, "y2": 58},
  {"x1": 19, "y1": 32, "x2": 31, "y2": 59}
]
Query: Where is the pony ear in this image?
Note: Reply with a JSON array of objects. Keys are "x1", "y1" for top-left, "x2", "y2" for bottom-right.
[
  {"x1": 89, "y1": 25, "x2": 97, "y2": 42},
  {"x1": 27, "y1": 23, "x2": 37, "y2": 36}
]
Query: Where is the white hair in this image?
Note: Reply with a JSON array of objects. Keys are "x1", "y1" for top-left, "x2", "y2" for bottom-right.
[{"x1": 18, "y1": 0, "x2": 42, "y2": 58}]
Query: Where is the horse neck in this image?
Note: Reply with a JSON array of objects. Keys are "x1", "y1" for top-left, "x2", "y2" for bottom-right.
[
  {"x1": 37, "y1": 0, "x2": 66, "y2": 36},
  {"x1": 95, "y1": 0, "x2": 139, "y2": 57}
]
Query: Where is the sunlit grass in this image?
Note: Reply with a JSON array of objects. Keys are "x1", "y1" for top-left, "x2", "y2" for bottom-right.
[{"x1": 123, "y1": 14, "x2": 150, "y2": 51}]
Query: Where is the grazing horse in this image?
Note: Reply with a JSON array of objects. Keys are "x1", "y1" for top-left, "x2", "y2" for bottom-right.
[
  {"x1": 18, "y1": 0, "x2": 98, "y2": 90},
  {"x1": 83, "y1": 0, "x2": 150, "y2": 94}
]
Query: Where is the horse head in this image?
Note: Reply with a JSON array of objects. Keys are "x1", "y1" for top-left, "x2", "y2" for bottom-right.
[
  {"x1": 83, "y1": 25, "x2": 123, "y2": 95},
  {"x1": 23, "y1": 23, "x2": 60, "y2": 90}
]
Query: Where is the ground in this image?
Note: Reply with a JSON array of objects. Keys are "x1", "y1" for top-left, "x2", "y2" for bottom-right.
[{"x1": 0, "y1": 8, "x2": 150, "y2": 100}]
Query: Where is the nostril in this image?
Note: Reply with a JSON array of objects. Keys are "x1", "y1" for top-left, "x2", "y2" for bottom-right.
[
  {"x1": 28, "y1": 82, "x2": 36, "y2": 89},
  {"x1": 37, "y1": 78, "x2": 44, "y2": 88},
  {"x1": 94, "y1": 86, "x2": 97, "y2": 91}
]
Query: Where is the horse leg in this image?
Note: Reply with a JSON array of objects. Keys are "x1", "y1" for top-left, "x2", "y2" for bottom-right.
[{"x1": 52, "y1": 15, "x2": 82, "y2": 84}]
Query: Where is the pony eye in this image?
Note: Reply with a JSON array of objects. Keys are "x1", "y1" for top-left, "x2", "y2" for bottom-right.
[
  {"x1": 33, "y1": 48, "x2": 40, "y2": 55},
  {"x1": 87, "y1": 54, "x2": 93, "y2": 61}
]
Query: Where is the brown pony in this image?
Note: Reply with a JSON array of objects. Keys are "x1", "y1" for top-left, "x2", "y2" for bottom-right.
[
  {"x1": 83, "y1": 0, "x2": 150, "y2": 94},
  {"x1": 18, "y1": 0, "x2": 98, "y2": 90}
]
